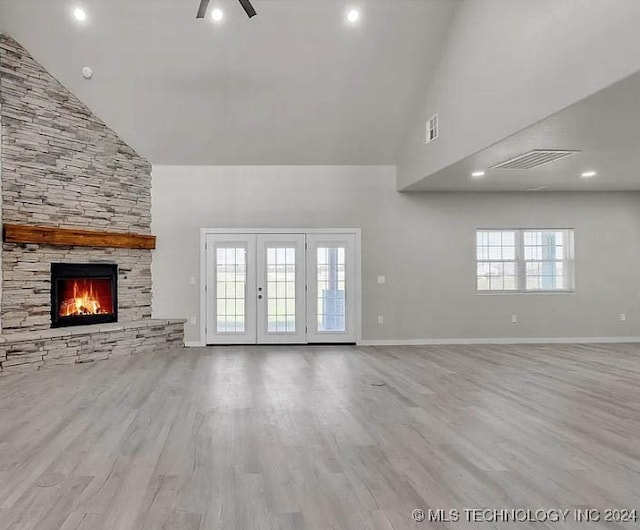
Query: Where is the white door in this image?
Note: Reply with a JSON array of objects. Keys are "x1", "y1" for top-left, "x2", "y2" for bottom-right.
[
  {"x1": 306, "y1": 233, "x2": 357, "y2": 343},
  {"x1": 205, "y1": 234, "x2": 256, "y2": 344},
  {"x1": 256, "y1": 234, "x2": 307, "y2": 343},
  {"x1": 204, "y1": 230, "x2": 358, "y2": 345}
]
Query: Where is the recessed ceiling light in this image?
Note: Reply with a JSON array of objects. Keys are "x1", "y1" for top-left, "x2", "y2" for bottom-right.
[
  {"x1": 471, "y1": 170, "x2": 486, "y2": 178},
  {"x1": 73, "y1": 7, "x2": 87, "y2": 21},
  {"x1": 211, "y1": 8, "x2": 224, "y2": 22},
  {"x1": 81, "y1": 66, "x2": 93, "y2": 80},
  {"x1": 581, "y1": 170, "x2": 597, "y2": 178},
  {"x1": 347, "y1": 9, "x2": 360, "y2": 23}
]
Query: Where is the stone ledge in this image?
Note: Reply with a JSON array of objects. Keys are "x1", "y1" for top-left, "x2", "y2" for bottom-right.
[
  {"x1": 0, "y1": 319, "x2": 185, "y2": 376},
  {"x1": 0, "y1": 318, "x2": 186, "y2": 344}
]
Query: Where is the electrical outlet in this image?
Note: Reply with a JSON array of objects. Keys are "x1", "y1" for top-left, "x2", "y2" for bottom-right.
[
  {"x1": 620, "y1": 313, "x2": 626, "y2": 322},
  {"x1": 189, "y1": 276, "x2": 196, "y2": 285},
  {"x1": 378, "y1": 315, "x2": 384, "y2": 324},
  {"x1": 377, "y1": 276, "x2": 386, "y2": 284},
  {"x1": 511, "y1": 314, "x2": 518, "y2": 323},
  {"x1": 190, "y1": 316, "x2": 197, "y2": 325}
]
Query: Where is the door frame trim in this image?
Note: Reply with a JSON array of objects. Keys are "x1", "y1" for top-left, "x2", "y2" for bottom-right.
[{"x1": 198, "y1": 228, "x2": 362, "y2": 347}]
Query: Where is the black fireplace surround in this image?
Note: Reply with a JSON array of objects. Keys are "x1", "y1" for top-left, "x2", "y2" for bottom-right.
[{"x1": 51, "y1": 263, "x2": 118, "y2": 328}]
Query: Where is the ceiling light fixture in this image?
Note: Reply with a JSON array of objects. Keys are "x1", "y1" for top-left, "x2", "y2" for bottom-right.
[
  {"x1": 581, "y1": 170, "x2": 597, "y2": 178},
  {"x1": 347, "y1": 9, "x2": 360, "y2": 23},
  {"x1": 471, "y1": 170, "x2": 486, "y2": 178},
  {"x1": 73, "y1": 7, "x2": 87, "y2": 21},
  {"x1": 211, "y1": 8, "x2": 224, "y2": 22}
]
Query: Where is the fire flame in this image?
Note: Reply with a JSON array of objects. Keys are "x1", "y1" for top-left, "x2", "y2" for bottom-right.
[{"x1": 59, "y1": 280, "x2": 109, "y2": 317}]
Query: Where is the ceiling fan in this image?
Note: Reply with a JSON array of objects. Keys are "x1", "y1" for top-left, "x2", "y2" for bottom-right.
[{"x1": 196, "y1": 0, "x2": 257, "y2": 19}]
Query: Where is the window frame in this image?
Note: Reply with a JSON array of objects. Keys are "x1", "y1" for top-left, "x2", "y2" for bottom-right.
[{"x1": 476, "y1": 228, "x2": 575, "y2": 294}]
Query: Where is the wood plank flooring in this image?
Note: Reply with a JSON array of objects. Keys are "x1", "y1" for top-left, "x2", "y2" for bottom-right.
[{"x1": 0, "y1": 343, "x2": 639, "y2": 529}]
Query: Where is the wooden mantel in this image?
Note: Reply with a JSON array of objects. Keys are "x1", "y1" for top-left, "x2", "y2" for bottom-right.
[{"x1": 2, "y1": 224, "x2": 156, "y2": 250}]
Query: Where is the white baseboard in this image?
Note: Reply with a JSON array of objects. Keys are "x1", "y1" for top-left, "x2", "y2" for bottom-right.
[
  {"x1": 185, "y1": 337, "x2": 640, "y2": 348},
  {"x1": 357, "y1": 336, "x2": 640, "y2": 346}
]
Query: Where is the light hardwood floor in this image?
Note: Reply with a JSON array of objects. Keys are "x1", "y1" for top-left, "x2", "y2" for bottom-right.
[{"x1": 0, "y1": 343, "x2": 639, "y2": 529}]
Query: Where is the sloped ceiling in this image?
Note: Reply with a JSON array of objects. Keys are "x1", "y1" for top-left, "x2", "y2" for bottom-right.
[
  {"x1": 0, "y1": 0, "x2": 457, "y2": 165},
  {"x1": 405, "y1": 70, "x2": 640, "y2": 192}
]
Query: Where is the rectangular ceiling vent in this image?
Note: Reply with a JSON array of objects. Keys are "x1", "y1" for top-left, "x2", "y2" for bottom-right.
[
  {"x1": 426, "y1": 114, "x2": 438, "y2": 145},
  {"x1": 491, "y1": 150, "x2": 579, "y2": 170}
]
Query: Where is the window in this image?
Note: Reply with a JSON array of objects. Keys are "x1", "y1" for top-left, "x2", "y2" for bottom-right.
[
  {"x1": 266, "y1": 247, "x2": 296, "y2": 333},
  {"x1": 316, "y1": 246, "x2": 346, "y2": 332},
  {"x1": 216, "y1": 247, "x2": 247, "y2": 332},
  {"x1": 476, "y1": 229, "x2": 574, "y2": 292}
]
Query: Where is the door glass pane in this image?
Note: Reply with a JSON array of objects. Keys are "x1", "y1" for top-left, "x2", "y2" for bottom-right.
[
  {"x1": 267, "y1": 246, "x2": 296, "y2": 332},
  {"x1": 317, "y1": 247, "x2": 346, "y2": 332},
  {"x1": 216, "y1": 246, "x2": 246, "y2": 333}
]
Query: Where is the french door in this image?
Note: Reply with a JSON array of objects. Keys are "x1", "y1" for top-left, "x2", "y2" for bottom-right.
[
  {"x1": 204, "y1": 231, "x2": 358, "y2": 345},
  {"x1": 256, "y1": 234, "x2": 306, "y2": 343}
]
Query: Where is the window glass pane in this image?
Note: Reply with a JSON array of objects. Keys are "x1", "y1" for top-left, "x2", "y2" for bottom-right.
[
  {"x1": 503, "y1": 232, "x2": 515, "y2": 246},
  {"x1": 476, "y1": 230, "x2": 517, "y2": 291},
  {"x1": 317, "y1": 246, "x2": 346, "y2": 331},
  {"x1": 526, "y1": 277, "x2": 540, "y2": 290},
  {"x1": 488, "y1": 247, "x2": 502, "y2": 260},
  {"x1": 523, "y1": 230, "x2": 568, "y2": 291},
  {"x1": 267, "y1": 246, "x2": 296, "y2": 333},
  {"x1": 216, "y1": 246, "x2": 246, "y2": 333}
]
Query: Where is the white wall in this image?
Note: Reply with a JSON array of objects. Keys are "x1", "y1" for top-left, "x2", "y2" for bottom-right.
[
  {"x1": 398, "y1": 0, "x2": 640, "y2": 190},
  {"x1": 152, "y1": 165, "x2": 640, "y2": 343}
]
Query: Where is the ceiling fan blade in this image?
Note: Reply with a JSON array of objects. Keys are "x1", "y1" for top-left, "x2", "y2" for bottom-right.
[
  {"x1": 196, "y1": 0, "x2": 210, "y2": 18},
  {"x1": 238, "y1": 0, "x2": 257, "y2": 18}
]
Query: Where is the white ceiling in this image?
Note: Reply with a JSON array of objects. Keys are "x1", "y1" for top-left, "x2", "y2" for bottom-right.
[
  {"x1": 0, "y1": 0, "x2": 457, "y2": 165},
  {"x1": 404, "y1": 70, "x2": 640, "y2": 192}
]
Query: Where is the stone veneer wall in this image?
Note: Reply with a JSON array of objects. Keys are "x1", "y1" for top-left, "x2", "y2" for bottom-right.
[{"x1": 0, "y1": 35, "x2": 153, "y2": 332}]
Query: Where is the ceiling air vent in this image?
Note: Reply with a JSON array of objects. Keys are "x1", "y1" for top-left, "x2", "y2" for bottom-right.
[
  {"x1": 491, "y1": 150, "x2": 579, "y2": 170},
  {"x1": 426, "y1": 114, "x2": 439, "y2": 144}
]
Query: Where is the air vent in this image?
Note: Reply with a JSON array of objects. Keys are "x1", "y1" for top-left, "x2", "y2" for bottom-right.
[
  {"x1": 491, "y1": 150, "x2": 579, "y2": 170},
  {"x1": 426, "y1": 114, "x2": 438, "y2": 144}
]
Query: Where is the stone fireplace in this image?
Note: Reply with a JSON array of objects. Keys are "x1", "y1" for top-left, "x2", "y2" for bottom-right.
[{"x1": 0, "y1": 35, "x2": 184, "y2": 375}]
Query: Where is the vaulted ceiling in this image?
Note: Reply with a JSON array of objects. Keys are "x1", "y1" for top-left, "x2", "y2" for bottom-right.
[{"x1": 0, "y1": 0, "x2": 457, "y2": 165}]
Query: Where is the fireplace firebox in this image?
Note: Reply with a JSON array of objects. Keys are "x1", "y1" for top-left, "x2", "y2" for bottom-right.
[{"x1": 51, "y1": 263, "x2": 118, "y2": 328}]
